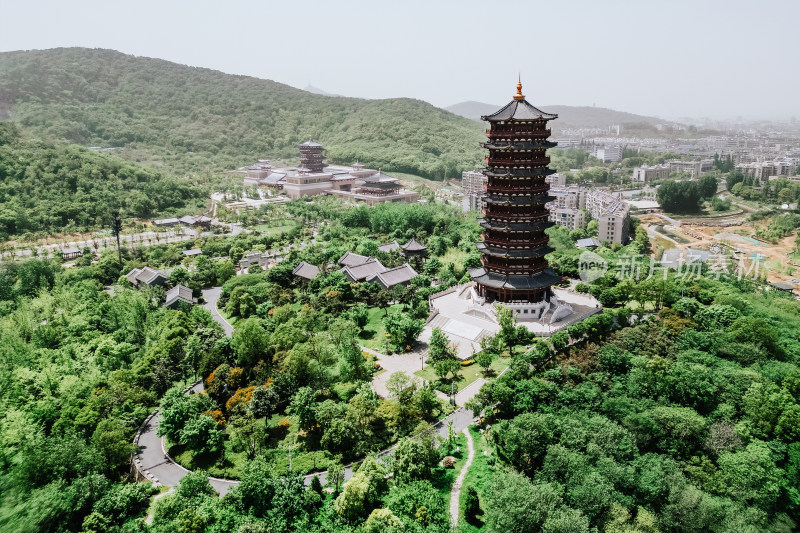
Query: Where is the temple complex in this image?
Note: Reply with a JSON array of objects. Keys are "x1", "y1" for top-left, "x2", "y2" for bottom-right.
[
  {"x1": 243, "y1": 143, "x2": 418, "y2": 205},
  {"x1": 469, "y1": 79, "x2": 562, "y2": 312}
]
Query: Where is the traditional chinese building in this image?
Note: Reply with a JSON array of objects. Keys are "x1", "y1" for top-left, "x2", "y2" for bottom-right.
[
  {"x1": 298, "y1": 140, "x2": 325, "y2": 173},
  {"x1": 470, "y1": 79, "x2": 561, "y2": 305}
]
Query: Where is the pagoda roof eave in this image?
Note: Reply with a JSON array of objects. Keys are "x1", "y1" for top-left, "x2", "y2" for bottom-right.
[
  {"x1": 469, "y1": 268, "x2": 560, "y2": 289},
  {"x1": 481, "y1": 99, "x2": 558, "y2": 122}
]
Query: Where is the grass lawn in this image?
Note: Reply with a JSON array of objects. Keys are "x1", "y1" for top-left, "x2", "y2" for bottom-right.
[
  {"x1": 359, "y1": 303, "x2": 404, "y2": 350},
  {"x1": 414, "y1": 357, "x2": 510, "y2": 394},
  {"x1": 456, "y1": 426, "x2": 496, "y2": 531},
  {"x1": 253, "y1": 222, "x2": 297, "y2": 235}
]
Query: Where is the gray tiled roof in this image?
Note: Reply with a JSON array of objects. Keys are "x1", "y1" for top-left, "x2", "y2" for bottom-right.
[
  {"x1": 182, "y1": 248, "x2": 202, "y2": 256},
  {"x1": 401, "y1": 238, "x2": 426, "y2": 251},
  {"x1": 165, "y1": 284, "x2": 195, "y2": 307},
  {"x1": 338, "y1": 251, "x2": 372, "y2": 267},
  {"x1": 469, "y1": 267, "x2": 560, "y2": 289},
  {"x1": 299, "y1": 140, "x2": 323, "y2": 147},
  {"x1": 367, "y1": 263, "x2": 418, "y2": 289},
  {"x1": 126, "y1": 267, "x2": 166, "y2": 286},
  {"x1": 481, "y1": 99, "x2": 558, "y2": 122},
  {"x1": 292, "y1": 261, "x2": 321, "y2": 280},
  {"x1": 576, "y1": 238, "x2": 602, "y2": 248},
  {"x1": 341, "y1": 259, "x2": 386, "y2": 282}
]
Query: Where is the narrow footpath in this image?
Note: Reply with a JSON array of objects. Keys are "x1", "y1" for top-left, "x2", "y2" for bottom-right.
[{"x1": 449, "y1": 428, "x2": 475, "y2": 525}]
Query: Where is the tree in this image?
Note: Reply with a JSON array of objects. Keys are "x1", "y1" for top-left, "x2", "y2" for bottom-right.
[
  {"x1": 391, "y1": 436, "x2": 437, "y2": 484},
  {"x1": 334, "y1": 456, "x2": 387, "y2": 522},
  {"x1": 362, "y1": 508, "x2": 403, "y2": 533},
  {"x1": 428, "y1": 327, "x2": 455, "y2": 363},
  {"x1": 496, "y1": 304, "x2": 518, "y2": 349},
  {"x1": 435, "y1": 358, "x2": 461, "y2": 383},
  {"x1": 464, "y1": 485, "x2": 482, "y2": 524},
  {"x1": 327, "y1": 460, "x2": 345, "y2": 493},
  {"x1": 250, "y1": 385, "x2": 279, "y2": 418},
  {"x1": 483, "y1": 471, "x2": 584, "y2": 533},
  {"x1": 231, "y1": 318, "x2": 270, "y2": 367},
  {"x1": 383, "y1": 311, "x2": 424, "y2": 350},
  {"x1": 475, "y1": 349, "x2": 495, "y2": 375},
  {"x1": 289, "y1": 387, "x2": 318, "y2": 432},
  {"x1": 386, "y1": 372, "x2": 419, "y2": 404},
  {"x1": 230, "y1": 413, "x2": 261, "y2": 459},
  {"x1": 179, "y1": 414, "x2": 224, "y2": 456},
  {"x1": 656, "y1": 181, "x2": 701, "y2": 213},
  {"x1": 697, "y1": 175, "x2": 718, "y2": 198}
]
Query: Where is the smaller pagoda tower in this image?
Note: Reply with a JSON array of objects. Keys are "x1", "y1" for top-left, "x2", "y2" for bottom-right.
[{"x1": 298, "y1": 140, "x2": 325, "y2": 173}]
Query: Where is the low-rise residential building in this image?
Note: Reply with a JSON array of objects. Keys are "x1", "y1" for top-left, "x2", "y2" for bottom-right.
[
  {"x1": 736, "y1": 160, "x2": 797, "y2": 183},
  {"x1": 631, "y1": 164, "x2": 670, "y2": 183},
  {"x1": 586, "y1": 190, "x2": 630, "y2": 244},
  {"x1": 668, "y1": 159, "x2": 714, "y2": 178},
  {"x1": 593, "y1": 145, "x2": 623, "y2": 163},
  {"x1": 549, "y1": 206, "x2": 586, "y2": 230},
  {"x1": 545, "y1": 173, "x2": 567, "y2": 187}
]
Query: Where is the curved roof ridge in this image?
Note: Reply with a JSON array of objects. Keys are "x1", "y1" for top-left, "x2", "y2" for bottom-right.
[{"x1": 481, "y1": 99, "x2": 558, "y2": 122}]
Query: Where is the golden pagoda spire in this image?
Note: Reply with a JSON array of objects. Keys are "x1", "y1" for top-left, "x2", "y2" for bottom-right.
[{"x1": 513, "y1": 74, "x2": 525, "y2": 100}]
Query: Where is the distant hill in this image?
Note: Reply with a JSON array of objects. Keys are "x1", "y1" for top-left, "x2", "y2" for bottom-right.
[
  {"x1": 445, "y1": 101, "x2": 672, "y2": 130},
  {"x1": 0, "y1": 48, "x2": 484, "y2": 179},
  {"x1": 302, "y1": 84, "x2": 340, "y2": 97}
]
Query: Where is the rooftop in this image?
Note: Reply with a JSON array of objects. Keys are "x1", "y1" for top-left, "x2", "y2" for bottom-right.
[
  {"x1": 292, "y1": 261, "x2": 321, "y2": 280},
  {"x1": 401, "y1": 238, "x2": 427, "y2": 251}
]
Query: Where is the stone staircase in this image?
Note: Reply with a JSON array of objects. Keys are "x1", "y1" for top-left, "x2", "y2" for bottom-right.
[{"x1": 427, "y1": 314, "x2": 451, "y2": 330}]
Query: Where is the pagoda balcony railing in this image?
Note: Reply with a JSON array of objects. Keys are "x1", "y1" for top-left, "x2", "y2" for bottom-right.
[
  {"x1": 486, "y1": 129, "x2": 551, "y2": 139},
  {"x1": 483, "y1": 211, "x2": 550, "y2": 222},
  {"x1": 486, "y1": 157, "x2": 551, "y2": 167},
  {"x1": 484, "y1": 264, "x2": 547, "y2": 276},
  {"x1": 481, "y1": 236, "x2": 549, "y2": 248},
  {"x1": 485, "y1": 185, "x2": 550, "y2": 195}
]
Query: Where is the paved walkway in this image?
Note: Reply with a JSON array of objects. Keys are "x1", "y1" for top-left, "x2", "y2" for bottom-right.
[
  {"x1": 134, "y1": 380, "x2": 477, "y2": 497},
  {"x1": 368, "y1": 346, "x2": 428, "y2": 398},
  {"x1": 202, "y1": 287, "x2": 233, "y2": 337},
  {"x1": 449, "y1": 428, "x2": 475, "y2": 524}
]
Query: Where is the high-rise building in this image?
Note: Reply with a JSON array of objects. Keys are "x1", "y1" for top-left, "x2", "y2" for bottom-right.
[{"x1": 470, "y1": 80, "x2": 560, "y2": 304}]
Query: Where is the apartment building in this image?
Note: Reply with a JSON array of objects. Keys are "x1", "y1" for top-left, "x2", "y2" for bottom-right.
[{"x1": 631, "y1": 164, "x2": 670, "y2": 183}]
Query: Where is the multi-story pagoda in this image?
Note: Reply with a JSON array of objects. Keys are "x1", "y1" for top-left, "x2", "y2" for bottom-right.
[
  {"x1": 470, "y1": 79, "x2": 561, "y2": 305},
  {"x1": 298, "y1": 140, "x2": 325, "y2": 173}
]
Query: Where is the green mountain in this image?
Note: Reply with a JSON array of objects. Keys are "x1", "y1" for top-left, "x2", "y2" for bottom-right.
[{"x1": 0, "y1": 48, "x2": 484, "y2": 179}]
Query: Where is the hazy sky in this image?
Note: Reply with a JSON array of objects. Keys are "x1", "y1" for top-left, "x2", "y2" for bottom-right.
[{"x1": 2, "y1": 0, "x2": 798, "y2": 121}]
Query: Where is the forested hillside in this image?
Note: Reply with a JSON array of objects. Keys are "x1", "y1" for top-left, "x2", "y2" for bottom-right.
[
  {"x1": 0, "y1": 48, "x2": 484, "y2": 178},
  {"x1": 0, "y1": 123, "x2": 206, "y2": 239}
]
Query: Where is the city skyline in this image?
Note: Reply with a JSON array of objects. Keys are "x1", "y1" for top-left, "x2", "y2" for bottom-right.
[{"x1": 2, "y1": 0, "x2": 799, "y2": 122}]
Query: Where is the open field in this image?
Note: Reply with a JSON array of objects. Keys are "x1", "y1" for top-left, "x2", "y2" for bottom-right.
[{"x1": 415, "y1": 357, "x2": 510, "y2": 394}]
